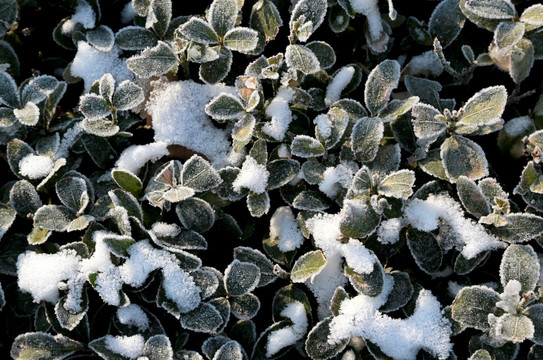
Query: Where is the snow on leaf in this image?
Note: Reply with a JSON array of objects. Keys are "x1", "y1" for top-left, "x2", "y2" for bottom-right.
[
  {"x1": 305, "y1": 317, "x2": 349, "y2": 360},
  {"x1": 14, "y1": 101, "x2": 40, "y2": 126},
  {"x1": 112, "y1": 80, "x2": 144, "y2": 111},
  {"x1": 364, "y1": 59, "x2": 400, "y2": 116}
]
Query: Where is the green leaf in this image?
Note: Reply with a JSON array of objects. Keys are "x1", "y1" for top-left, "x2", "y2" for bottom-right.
[
  {"x1": 250, "y1": 0, "x2": 283, "y2": 42},
  {"x1": 81, "y1": 134, "x2": 117, "y2": 168},
  {"x1": 115, "y1": 26, "x2": 158, "y2": 50},
  {"x1": 305, "y1": 317, "x2": 349, "y2": 360},
  {"x1": 500, "y1": 244, "x2": 540, "y2": 292},
  {"x1": 429, "y1": 0, "x2": 466, "y2": 48},
  {"x1": 111, "y1": 169, "x2": 143, "y2": 197},
  {"x1": 14, "y1": 101, "x2": 40, "y2": 126},
  {"x1": 451, "y1": 285, "x2": 500, "y2": 330},
  {"x1": 225, "y1": 259, "x2": 261, "y2": 296},
  {"x1": 345, "y1": 260, "x2": 384, "y2": 297},
  {"x1": 498, "y1": 314, "x2": 534, "y2": 343},
  {"x1": 224, "y1": 27, "x2": 259, "y2": 53},
  {"x1": 0, "y1": 40, "x2": 19, "y2": 78},
  {"x1": 405, "y1": 76, "x2": 443, "y2": 110},
  {"x1": 339, "y1": 199, "x2": 381, "y2": 238},
  {"x1": 11, "y1": 332, "x2": 82, "y2": 360},
  {"x1": 290, "y1": 250, "x2": 327, "y2": 283},
  {"x1": 494, "y1": 21, "x2": 524, "y2": 49},
  {"x1": 456, "y1": 86, "x2": 507, "y2": 133},
  {"x1": 469, "y1": 349, "x2": 492, "y2": 360},
  {"x1": 301, "y1": 160, "x2": 326, "y2": 185},
  {"x1": 230, "y1": 293, "x2": 261, "y2": 320},
  {"x1": 148, "y1": 0, "x2": 172, "y2": 39},
  {"x1": 247, "y1": 191, "x2": 270, "y2": 217},
  {"x1": 380, "y1": 271, "x2": 414, "y2": 313},
  {"x1": 0, "y1": 203, "x2": 16, "y2": 241},
  {"x1": 364, "y1": 60, "x2": 400, "y2": 116},
  {"x1": 285, "y1": 44, "x2": 320, "y2": 75},
  {"x1": 465, "y1": 0, "x2": 516, "y2": 20},
  {"x1": 441, "y1": 135, "x2": 488, "y2": 182},
  {"x1": 234, "y1": 246, "x2": 277, "y2": 287},
  {"x1": 163, "y1": 186, "x2": 195, "y2": 203},
  {"x1": 55, "y1": 177, "x2": 89, "y2": 214},
  {"x1": 180, "y1": 303, "x2": 223, "y2": 334},
  {"x1": 205, "y1": 93, "x2": 245, "y2": 120},
  {"x1": 109, "y1": 188, "x2": 143, "y2": 221},
  {"x1": 411, "y1": 103, "x2": 446, "y2": 147},
  {"x1": 380, "y1": 97, "x2": 419, "y2": 123},
  {"x1": 306, "y1": 41, "x2": 336, "y2": 70},
  {"x1": 329, "y1": 286, "x2": 349, "y2": 316},
  {"x1": 81, "y1": 118, "x2": 119, "y2": 137},
  {"x1": 127, "y1": 41, "x2": 178, "y2": 78},
  {"x1": 525, "y1": 304, "x2": 543, "y2": 345},
  {"x1": 457, "y1": 176, "x2": 491, "y2": 218},
  {"x1": 291, "y1": 135, "x2": 325, "y2": 158},
  {"x1": 520, "y1": 4, "x2": 543, "y2": 31},
  {"x1": 79, "y1": 94, "x2": 110, "y2": 120},
  {"x1": 40, "y1": 82, "x2": 66, "y2": 129},
  {"x1": 9, "y1": 180, "x2": 42, "y2": 217},
  {"x1": 27, "y1": 227, "x2": 51, "y2": 245},
  {"x1": 290, "y1": 0, "x2": 328, "y2": 38},
  {"x1": 34, "y1": 205, "x2": 75, "y2": 232},
  {"x1": 176, "y1": 197, "x2": 215, "y2": 233},
  {"x1": 213, "y1": 340, "x2": 245, "y2": 360},
  {"x1": 292, "y1": 191, "x2": 329, "y2": 211},
  {"x1": 55, "y1": 293, "x2": 88, "y2": 331},
  {"x1": 459, "y1": 0, "x2": 503, "y2": 30},
  {"x1": 510, "y1": 38, "x2": 534, "y2": 84},
  {"x1": 199, "y1": 47, "x2": 232, "y2": 84},
  {"x1": 351, "y1": 117, "x2": 384, "y2": 162},
  {"x1": 113, "y1": 81, "x2": 144, "y2": 111},
  {"x1": 101, "y1": 233, "x2": 136, "y2": 258},
  {"x1": 182, "y1": 155, "x2": 222, "y2": 192},
  {"x1": 266, "y1": 159, "x2": 300, "y2": 190},
  {"x1": 377, "y1": 170, "x2": 415, "y2": 199},
  {"x1": 0, "y1": 71, "x2": 20, "y2": 108},
  {"x1": 419, "y1": 148, "x2": 449, "y2": 181},
  {"x1": 87, "y1": 25, "x2": 114, "y2": 52},
  {"x1": 207, "y1": 0, "x2": 238, "y2": 37},
  {"x1": 406, "y1": 228, "x2": 442, "y2": 274},
  {"x1": 492, "y1": 213, "x2": 543, "y2": 243},
  {"x1": 180, "y1": 17, "x2": 219, "y2": 44}
]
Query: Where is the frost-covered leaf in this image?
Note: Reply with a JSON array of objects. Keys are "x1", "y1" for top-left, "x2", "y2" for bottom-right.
[
  {"x1": 456, "y1": 86, "x2": 507, "y2": 132},
  {"x1": 521, "y1": 4, "x2": 543, "y2": 31},
  {"x1": 202, "y1": 336, "x2": 231, "y2": 360},
  {"x1": 441, "y1": 135, "x2": 488, "y2": 182},
  {"x1": 34, "y1": 205, "x2": 75, "y2": 232},
  {"x1": 111, "y1": 169, "x2": 143, "y2": 197},
  {"x1": 305, "y1": 317, "x2": 349, "y2": 360},
  {"x1": 306, "y1": 41, "x2": 336, "y2": 70},
  {"x1": 142, "y1": 334, "x2": 173, "y2": 360},
  {"x1": 247, "y1": 191, "x2": 270, "y2": 217},
  {"x1": 55, "y1": 294, "x2": 88, "y2": 331},
  {"x1": 191, "y1": 268, "x2": 219, "y2": 300},
  {"x1": 115, "y1": 26, "x2": 158, "y2": 50},
  {"x1": 9, "y1": 180, "x2": 42, "y2": 217},
  {"x1": 364, "y1": 60, "x2": 400, "y2": 116},
  {"x1": 213, "y1": 340, "x2": 246, "y2": 360},
  {"x1": 465, "y1": 0, "x2": 516, "y2": 20},
  {"x1": 109, "y1": 188, "x2": 143, "y2": 221},
  {"x1": 79, "y1": 94, "x2": 110, "y2": 120},
  {"x1": 500, "y1": 244, "x2": 540, "y2": 292},
  {"x1": 207, "y1": 0, "x2": 238, "y2": 37},
  {"x1": 199, "y1": 47, "x2": 233, "y2": 84},
  {"x1": 102, "y1": 233, "x2": 136, "y2": 258},
  {"x1": 291, "y1": 135, "x2": 325, "y2": 158},
  {"x1": 181, "y1": 303, "x2": 223, "y2": 334},
  {"x1": 98, "y1": 74, "x2": 115, "y2": 104},
  {"x1": 380, "y1": 97, "x2": 419, "y2": 123},
  {"x1": 230, "y1": 293, "x2": 260, "y2": 320},
  {"x1": 351, "y1": 117, "x2": 384, "y2": 163},
  {"x1": 148, "y1": 0, "x2": 172, "y2": 39},
  {"x1": 510, "y1": 38, "x2": 534, "y2": 84},
  {"x1": 0, "y1": 71, "x2": 20, "y2": 108},
  {"x1": 339, "y1": 199, "x2": 380, "y2": 238},
  {"x1": 205, "y1": 93, "x2": 245, "y2": 120},
  {"x1": 451, "y1": 285, "x2": 500, "y2": 330},
  {"x1": 419, "y1": 148, "x2": 449, "y2": 181},
  {"x1": 290, "y1": 0, "x2": 328, "y2": 38},
  {"x1": 345, "y1": 260, "x2": 384, "y2": 297},
  {"x1": 457, "y1": 176, "x2": 491, "y2": 218},
  {"x1": 469, "y1": 349, "x2": 492, "y2": 360},
  {"x1": 405, "y1": 76, "x2": 443, "y2": 110},
  {"x1": 378, "y1": 170, "x2": 415, "y2": 199},
  {"x1": 498, "y1": 314, "x2": 534, "y2": 343},
  {"x1": 292, "y1": 191, "x2": 329, "y2": 211},
  {"x1": 406, "y1": 228, "x2": 442, "y2": 274},
  {"x1": 329, "y1": 287, "x2": 349, "y2": 316},
  {"x1": 315, "y1": 107, "x2": 349, "y2": 150},
  {"x1": 14, "y1": 101, "x2": 40, "y2": 126},
  {"x1": 525, "y1": 304, "x2": 543, "y2": 345},
  {"x1": 380, "y1": 271, "x2": 414, "y2": 312},
  {"x1": 429, "y1": 0, "x2": 466, "y2": 48},
  {"x1": 163, "y1": 186, "x2": 195, "y2": 203},
  {"x1": 127, "y1": 41, "x2": 178, "y2": 78},
  {"x1": 0, "y1": 204, "x2": 16, "y2": 241},
  {"x1": 82, "y1": 119, "x2": 119, "y2": 137},
  {"x1": 176, "y1": 198, "x2": 215, "y2": 233},
  {"x1": 11, "y1": 332, "x2": 82, "y2": 360},
  {"x1": 55, "y1": 176, "x2": 89, "y2": 214},
  {"x1": 291, "y1": 250, "x2": 326, "y2": 283},
  {"x1": 224, "y1": 259, "x2": 261, "y2": 296},
  {"x1": 182, "y1": 155, "x2": 222, "y2": 192},
  {"x1": 234, "y1": 246, "x2": 277, "y2": 287},
  {"x1": 492, "y1": 213, "x2": 543, "y2": 243},
  {"x1": 250, "y1": 0, "x2": 282, "y2": 42},
  {"x1": 224, "y1": 27, "x2": 259, "y2": 53},
  {"x1": 411, "y1": 103, "x2": 446, "y2": 147},
  {"x1": 208, "y1": 297, "x2": 231, "y2": 334},
  {"x1": 27, "y1": 227, "x2": 51, "y2": 245},
  {"x1": 301, "y1": 160, "x2": 326, "y2": 185},
  {"x1": 266, "y1": 159, "x2": 300, "y2": 190},
  {"x1": 87, "y1": 25, "x2": 114, "y2": 52},
  {"x1": 113, "y1": 81, "x2": 144, "y2": 111},
  {"x1": 494, "y1": 21, "x2": 524, "y2": 49},
  {"x1": 180, "y1": 17, "x2": 219, "y2": 44},
  {"x1": 285, "y1": 45, "x2": 320, "y2": 75}
]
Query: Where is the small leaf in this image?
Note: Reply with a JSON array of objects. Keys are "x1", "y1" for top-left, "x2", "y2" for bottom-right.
[
  {"x1": 14, "y1": 102, "x2": 40, "y2": 126},
  {"x1": 351, "y1": 117, "x2": 384, "y2": 162},
  {"x1": 126, "y1": 41, "x2": 178, "y2": 79},
  {"x1": 429, "y1": 0, "x2": 466, "y2": 48},
  {"x1": 34, "y1": 205, "x2": 75, "y2": 232},
  {"x1": 378, "y1": 170, "x2": 416, "y2": 199},
  {"x1": 247, "y1": 191, "x2": 270, "y2": 217},
  {"x1": 113, "y1": 81, "x2": 144, "y2": 111},
  {"x1": 469, "y1": 349, "x2": 492, "y2": 360},
  {"x1": 339, "y1": 199, "x2": 381, "y2": 238},
  {"x1": 266, "y1": 159, "x2": 300, "y2": 190},
  {"x1": 109, "y1": 188, "x2": 143, "y2": 221},
  {"x1": 379, "y1": 96, "x2": 419, "y2": 123},
  {"x1": 181, "y1": 303, "x2": 223, "y2": 334},
  {"x1": 115, "y1": 26, "x2": 158, "y2": 50},
  {"x1": 111, "y1": 169, "x2": 143, "y2": 197},
  {"x1": 510, "y1": 38, "x2": 534, "y2": 84},
  {"x1": 494, "y1": 21, "x2": 525, "y2": 49},
  {"x1": 345, "y1": 261, "x2": 384, "y2": 297},
  {"x1": 405, "y1": 76, "x2": 443, "y2": 110},
  {"x1": 102, "y1": 233, "x2": 136, "y2": 258},
  {"x1": 79, "y1": 94, "x2": 110, "y2": 120},
  {"x1": 290, "y1": 0, "x2": 328, "y2": 38},
  {"x1": 98, "y1": 74, "x2": 115, "y2": 104},
  {"x1": 82, "y1": 119, "x2": 119, "y2": 137},
  {"x1": 55, "y1": 293, "x2": 88, "y2": 331},
  {"x1": 230, "y1": 293, "x2": 261, "y2": 320},
  {"x1": 498, "y1": 314, "x2": 534, "y2": 343},
  {"x1": 285, "y1": 44, "x2": 320, "y2": 75},
  {"x1": 292, "y1": 190, "x2": 329, "y2": 211},
  {"x1": 250, "y1": 0, "x2": 283, "y2": 42},
  {"x1": 11, "y1": 332, "x2": 82, "y2": 360},
  {"x1": 9, "y1": 180, "x2": 42, "y2": 217},
  {"x1": 500, "y1": 244, "x2": 540, "y2": 292},
  {"x1": 457, "y1": 176, "x2": 491, "y2": 218},
  {"x1": 234, "y1": 246, "x2": 277, "y2": 287},
  {"x1": 411, "y1": 103, "x2": 446, "y2": 147},
  {"x1": 451, "y1": 285, "x2": 500, "y2": 330},
  {"x1": 380, "y1": 271, "x2": 414, "y2": 312},
  {"x1": 224, "y1": 259, "x2": 261, "y2": 296},
  {"x1": 213, "y1": 340, "x2": 246, "y2": 360},
  {"x1": 205, "y1": 93, "x2": 245, "y2": 120},
  {"x1": 55, "y1": 177, "x2": 89, "y2": 214},
  {"x1": 291, "y1": 135, "x2": 325, "y2": 158},
  {"x1": 419, "y1": 148, "x2": 449, "y2": 181},
  {"x1": 0, "y1": 204, "x2": 16, "y2": 242},
  {"x1": 87, "y1": 25, "x2": 114, "y2": 52},
  {"x1": 441, "y1": 135, "x2": 488, "y2": 182},
  {"x1": 456, "y1": 86, "x2": 507, "y2": 132},
  {"x1": 525, "y1": 304, "x2": 543, "y2": 345},
  {"x1": 180, "y1": 17, "x2": 219, "y2": 44},
  {"x1": 207, "y1": 0, "x2": 238, "y2": 37},
  {"x1": 0, "y1": 71, "x2": 20, "y2": 108},
  {"x1": 147, "y1": 0, "x2": 172, "y2": 39},
  {"x1": 364, "y1": 59, "x2": 400, "y2": 116},
  {"x1": 290, "y1": 250, "x2": 327, "y2": 283},
  {"x1": 199, "y1": 47, "x2": 233, "y2": 84},
  {"x1": 330, "y1": 287, "x2": 349, "y2": 316},
  {"x1": 520, "y1": 4, "x2": 543, "y2": 31},
  {"x1": 224, "y1": 27, "x2": 259, "y2": 53},
  {"x1": 465, "y1": 0, "x2": 516, "y2": 20},
  {"x1": 305, "y1": 317, "x2": 349, "y2": 360},
  {"x1": 182, "y1": 155, "x2": 222, "y2": 192},
  {"x1": 492, "y1": 213, "x2": 543, "y2": 243},
  {"x1": 176, "y1": 198, "x2": 215, "y2": 233},
  {"x1": 406, "y1": 228, "x2": 442, "y2": 274},
  {"x1": 142, "y1": 334, "x2": 174, "y2": 360},
  {"x1": 306, "y1": 41, "x2": 336, "y2": 70}
]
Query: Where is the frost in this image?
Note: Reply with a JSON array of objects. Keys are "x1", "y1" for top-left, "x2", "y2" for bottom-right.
[
  {"x1": 115, "y1": 141, "x2": 169, "y2": 174},
  {"x1": 404, "y1": 193, "x2": 505, "y2": 259},
  {"x1": 269, "y1": 206, "x2": 304, "y2": 252},
  {"x1": 407, "y1": 50, "x2": 443, "y2": 77},
  {"x1": 496, "y1": 280, "x2": 521, "y2": 313},
  {"x1": 104, "y1": 334, "x2": 145, "y2": 359},
  {"x1": 262, "y1": 87, "x2": 295, "y2": 141},
  {"x1": 151, "y1": 222, "x2": 181, "y2": 238},
  {"x1": 377, "y1": 217, "x2": 403, "y2": 244},
  {"x1": 325, "y1": 66, "x2": 355, "y2": 106},
  {"x1": 318, "y1": 164, "x2": 353, "y2": 199},
  {"x1": 61, "y1": 0, "x2": 96, "y2": 34},
  {"x1": 329, "y1": 286, "x2": 452, "y2": 360},
  {"x1": 314, "y1": 114, "x2": 332, "y2": 139},
  {"x1": 266, "y1": 301, "x2": 308, "y2": 357},
  {"x1": 18, "y1": 154, "x2": 53, "y2": 179},
  {"x1": 232, "y1": 156, "x2": 269, "y2": 194},
  {"x1": 117, "y1": 304, "x2": 150, "y2": 332}
]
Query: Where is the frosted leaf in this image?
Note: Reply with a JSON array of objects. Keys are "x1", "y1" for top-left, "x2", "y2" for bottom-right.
[
  {"x1": 411, "y1": 103, "x2": 446, "y2": 148},
  {"x1": 492, "y1": 213, "x2": 543, "y2": 243},
  {"x1": 213, "y1": 340, "x2": 246, "y2": 360},
  {"x1": 55, "y1": 293, "x2": 88, "y2": 331},
  {"x1": 499, "y1": 244, "x2": 540, "y2": 292},
  {"x1": 115, "y1": 26, "x2": 158, "y2": 50},
  {"x1": 0, "y1": 71, "x2": 20, "y2": 108},
  {"x1": 250, "y1": 0, "x2": 283, "y2": 42},
  {"x1": 101, "y1": 234, "x2": 136, "y2": 258},
  {"x1": 180, "y1": 17, "x2": 219, "y2": 44},
  {"x1": 441, "y1": 135, "x2": 488, "y2": 182},
  {"x1": 291, "y1": 135, "x2": 325, "y2": 158},
  {"x1": 111, "y1": 169, "x2": 143, "y2": 197},
  {"x1": 494, "y1": 21, "x2": 524, "y2": 49},
  {"x1": 205, "y1": 93, "x2": 245, "y2": 121},
  {"x1": 112, "y1": 80, "x2": 144, "y2": 111},
  {"x1": 380, "y1": 271, "x2": 414, "y2": 313},
  {"x1": 456, "y1": 86, "x2": 507, "y2": 133},
  {"x1": 207, "y1": 0, "x2": 238, "y2": 37},
  {"x1": 351, "y1": 117, "x2": 384, "y2": 162},
  {"x1": 290, "y1": 0, "x2": 327, "y2": 37},
  {"x1": 404, "y1": 76, "x2": 443, "y2": 109},
  {"x1": 109, "y1": 188, "x2": 143, "y2": 221},
  {"x1": 191, "y1": 268, "x2": 219, "y2": 299},
  {"x1": 306, "y1": 41, "x2": 336, "y2": 70},
  {"x1": 292, "y1": 191, "x2": 329, "y2": 211},
  {"x1": 345, "y1": 260, "x2": 384, "y2": 297},
  {"x1": 202, "y1": 336, "x2": 231, "y2": 360},
  {"x1": 126, "y1": 41, "x2": 178, "y2": 78},
  {"x1": 21, "y1": 75, "x2": 61, "y2": 105},
  {"x1": 11, "y1": 332, "x2": 82, "y2": 360},
  {"x1": 223, "y1": 27, "x2": 259, "y2": 53},
  {"x1": 456, "y1": 176, "x2": 491, "y2": 218},
  {"x1": 495, "y1": 314, "x2": 534, "y2": 343},
  {"x1": 305, "y1": 317, "x2": 349, "y2": 360},
  {"x1": 209, "y1": 297, "x2": 231, "y2": 333},
  {"x1": 509, "y1": 38, "x2": 534, "y2": 84},
  {"x1": 199, "y1": 47, "x2": 233, "y2": 84},
  {"x1": 224, "y1": 259, "x2": 261, "y2": 296},
  {"x1": 0, "y1": 204, "x2": 16, "y2": 242},
  {"x1": 9, "y1": 180, "x2": 42, "y2": 217},
  {"x1": 525, "y1": 304, "x2": 543, "y2": 345},
  {"x1": 34, "y1": 205, "x2": 75, "y2": 232},
  {"x1": 163, "y1": 186, "x2": 195, "y2": 203},
  {"x1": 247, "y1": 191, "x2": 270, "y2": 217},
  {"x1": 55, "y1": 176, "x2": 89, "y2": 214},
  {"x1": 465, "y1": 0, "x2": 516, "y2": 20},
  {"x1": 418, "y1": 149, "x2": 449, "y2": 181},
  {"x1": 285, "y1": 44, "x2": 320, "y2": 74},
  {"x1": 79, "y1": 93, "x2": 110, "y2": 120},
  {"x1": 147, "y1": 0, "x2": 172, "y2": 39},
  {"x1": 469, "y1": 349, "x2": 492, "y2": 360},
  {"x1": 87, "y1": 25, "x2": 115, "y2": 52},
  {"x1": 451, "y1": 285, "x2": 499, "y2": 330},
  {"x1": 182, "y1": 155, "x2": 222, "y2": 192},
  {"x1": 377, "y1": 170, "x2": 416, "y2": 199},
  {"x1": 377, "y1": 217, "x2": 403, "y2": 245},
  {"x1": 98, "y1": 73, "x2": 115, "y2": 103},
  {"x1": 13, "y1": 101, "x2": 39, "y2": 127},
  {"x1": 176, "y1": 197, "x2": 215, "y2": 233},
  {"x1": 81, "y1": 118, "x2": 119, "y2": 137},
  {"x1": 234, "y1": 247, "x2": 276, "y2": 287},
  {"x1": 230, "y1": 293, "x2": 261, "y2": 320},
  {"x1": 291, "y1": 250, "x2": 327, "y2": 283},
  {"x1": 520, "y1": 4, "x2": 543, "y2": 31},
  {"x1": 364, "y1": 59, "x2": 400, "y2": 116},
  {"x1": 379, "y1": 96, "x2": 419, "y2": 123},
  {"x1": 316, "y1": 107, "x2": 349, "y2": 150},
  {"x1": 406, "y1": 228, "x2": 442, "y2": 274},
  {"x1": 266, "y1": 159, "x2": 300, "y2": 190},
  {"x1": 429, "y1": 0, "x2": 466, "y2": 48},
  {"x1": 339, "y1": 198, "x2": 380, "y2": 238},
  {"x1": 349, "y1": 166, "x2": 372, "y2": 197}
]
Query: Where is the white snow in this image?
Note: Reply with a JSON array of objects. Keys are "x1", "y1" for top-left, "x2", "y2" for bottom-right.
[
  {"x1": 262, "y1": 87, "x2": 294, "y2": 141},
  {"x1": 146, "y1": 80, "x2": 244, "y2": 168},
  {"x1": 325, "y1": 66, "x2": 355, "y2": 106},
  {"x1": 496, "y1": 280, "x2": 521, "y2": 314},
  {"x1": 56, "y1": 122, "x2": 83, "y2": 159},
  {"x1": 18, "y1": 154, "x2": 54, "y2": 179},
  {"x1": 151, "y1": 222, "x2": 181, "y2": 238},
  {"x1": 407, "y1": 50, "x2": 444, "y2": 77},
  {"x1": 404, "y1": 193, "x2": 505, "y2": 259},
  {"x1": 377, "y1": 217, "x2": 403, "y2": 245},
  {"x1": 62, "y1": 0, "x2": 96, "y2": 34},
  {"x1": 232, "y1": 156, "x2": 269, "y2": 194},
  {"x1": 117, "y1": 304, "x2": 150, "y2": 331},
  {"x1": 329, "y1": 284, "x2": 452, "y2": 360},
  {"x1": 349, "y1": 0, "x2": 383, "y2": 41},
  {"x1": 115, "y1": 141, "x2": 169, "y2": 174},
  {"x1": 269, "y1": 206, "x2": 304, "y2": 252},
  {"x1": 318, "y1": 164, "x2": 353, "y2": 199},
  {"x1": 314, "y1": 114, "x2": 332, "y2": 138},
  {"x1": 447, "y1": 281, "x2": 464, "y2": 298},
  {"x1": 104, "y1": 334, "x2": 145, "y2": 359},
  {"x1": 277, "y1": 144, "x2": 290, "y2": 158},
  {"x1": 266, "y1": 301, "x2": 308, "y2": 357},
  {"x1": 121, "y1": 1, "x2": 138, "y2": 24},
  {"x1": 503, "y1": 115, "x2": 534, "y2": 137}
]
